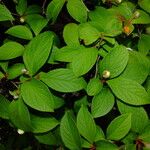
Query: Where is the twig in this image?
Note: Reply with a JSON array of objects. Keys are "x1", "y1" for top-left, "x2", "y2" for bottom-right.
[{"x1": 42, "y1": 0, "x2": 47, "y2": 14}]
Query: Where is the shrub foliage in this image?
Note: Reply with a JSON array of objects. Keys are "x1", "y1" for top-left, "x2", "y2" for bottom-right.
[{"x1": 0, "y1": 0, "x2": 150, "y2": 149}]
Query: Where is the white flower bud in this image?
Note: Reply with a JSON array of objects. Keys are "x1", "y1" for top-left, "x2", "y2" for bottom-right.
[
  {"x1": 134, "y1": 11, "x2": 140, "y2": 19},
  {"x1": 102, "y1": 70, "x2": 110, "y2": 79},
  {"x1": 116, "y1": 0, "x2": 122, "y2": 3},
  {"x1": 13, "y1": 95, "x2": 19, "y2": 99},
  {"x1": 20, "y1": 17, "x2": 25, "y2": 23},
  {"x1": 21, "y1": 68, "x2": 27, "y2": 74},
  {"x1": 17, "y1": 129, "x2": 24, "y2": 135}
]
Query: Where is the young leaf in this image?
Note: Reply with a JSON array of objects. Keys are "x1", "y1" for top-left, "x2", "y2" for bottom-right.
[
  {"x1": 0, "y1": 61, "x2": 8, "y2": 72},
  {"x1": 46, "y1": 0, "x2": 66, "y2": 23},
  {"x1": 138, "y1": 34, "x2": 150, "y2": 55},
  {"x1": 117, "y1": 100, "x2": 148, "y2": 133},
  {"x1": 139, "y1": 123, "x2": 150, "y2": 143},
  {"x1": 6, "y1": 25, "x2": 33, "y2": 40},
  {"x1": 0, "y1": 95, "x2": 10, "y2": 119},
  {"x1": 21, "y1": 78, "x2": 54, "y2": 112},
  {"x1": 7, "y1": 63, "x2": 25, "y2": 79},
  {"x1": 120, "y1": 51, "x2": 150, "y2": 84},
  {"x1": 92, "y1": 88, "x2": 115, "y2": 118},
  {"x1": 23, "y1": 31, "x2": 54, "y2": 75},
  {"x1": 31, "y1": 114, "x2": 59, "y2": 133},
  {"x1": 74, "y1": 96, "x2": 89, "y2": 113},
  {"x1": 40, "y1": 68, "x2": 87, "y2": 93},
  {"x1": 122, "y1": 131, "x2": 137, "y2": 145},
  {"x1": 96, "y1": 140, "x2": 118, "y2": 150},
  {"x1": 107, "y1": 77, "x2": 150, "y2": 105},
  {"x1": 63, "y1": 23, "x2": 80, "y2": 46},
  {"x1": 0, "y1": 4, "x2": 14, "y2": 21},
  {"x1": 86, "y1": 78, "x2": 103, "y2": 96},
  {"x1": 72, "y1": 47, "x2": 98, "y2": 76},
  {"x1": 25, "y1": 14, "x2": 48, "y2": 36},
  {"x1": 16, "y1": 0, "x2": 27, "y2": 15},
  {"x1": 99, "y1": 45, "x2": 129, "y2": 78},
  {"x1": 35, "y1": 131, "x2": 58, "y2": 146},
  {"x1": 77, "y1": 105, "x2": 97, "y2": 143},
  {"x1": 106, "y1": 114, "x2": 131, "y2": 140},
  {"x1": 0, "y1": 42, "x2": 24, "y2": 60},
  {"x1": 67, "y1": 0, "x2": 88, "y2": 23},
  {"x1": 53, "y1": 96, "x2": 64, "y2": 109},
  {"x1": 9, "y1": 98, "x2": 31, "y2": 131},
  {"x1": 79, "y1": 23, "x2": 100, "y2": 45},
  {"x1": 60, "y1": 112, "x2": 81, "y2": 150}
]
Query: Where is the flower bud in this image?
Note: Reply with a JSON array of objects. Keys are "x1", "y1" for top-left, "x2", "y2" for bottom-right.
[
  {"x1": 102, "y1": 70, "x2": 110, "y2": 79},
  {"x1": 20, "y1": 17, "x2": 25, "y2": 23},
  {"x1": 21, "y1": 68, "x2": 27, "y2": 74},
  {"x1": 17, "y1": 129, "x2": 24, "y2": 135},
  {"x1": 133, "y1": 11, "x2": 140, "y2": 19},
  {"x1": 13, "y1": 95, "x2": 19, "y2": 99},
  {"x1": 116, "y1": 0, "x2": 122, "y2": 3},
  {"x1": 146, "y1": 27, "x2": 150, "y2": 34}
]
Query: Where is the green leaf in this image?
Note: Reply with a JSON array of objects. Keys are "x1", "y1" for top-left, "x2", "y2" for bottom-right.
[
  {"x1": 77, "y1": 105, "x2": 97, "y2": 143},
  {"x1": 6, "y1": 25, "x2": 33, "y2": 40},
  {"x1": 89, "y1": 7, "x2": 122, "y2": 36},
  {"x1": 132, "y1": 10, "x2": 150, "y2": 24},
  {"x1": 0, "y1": 42, "x2": 24, "y2": 60},
  {"x1": 25, "y1": 14, "x2": 48, "y2": 36},
  {"x1": 63, "y1": 23, "x2": 80, "y2": 46},
  {"x1": 9, "y1": 98, "x2": 31, "y2": 131},
  {"x1": 138, "y1": 0, "x2": 150, "y2": 13},
  {"x1": 96, "y1": 140, "x2": 118, "y2": 150},
  {"x1": 25, "y1": 5, "x2": 41, "y2": 15},
  {"x1": 107, "y1": 77, "x2": 150, "y2": 105},
  {"x1": 67, "y1": 0, "x2": 88, "y2": 23},
  {"x1": 72, "y1": 47, "x2": 98, "y2": 76},
  {"x1": 7, "y1": 63, "x2": 25, "y2": 79},
  {"x1": 79, "y1": 23, "x2": 100, "y2": 45},
  {"x1": 23, "y1": 31, "x2": 54, "y2": 75},
  {"x1": 106, "y1": 114, "x2": 131, "y2": 140},
  {"x1": 99, "y1": 45, "x2": 129, "y2": 78},
  {"x1": 95, "y1": 126, "x2": 105, "y2": 142},
  {"x1": 74, "y1": 96, "x2": 89, "y2": 113},
  {"x1": 120, "y1": 51, "x2": 150, "y2": 84},
  {"x1": 53, "y1": 96, "x2": 64, "y2": 109},
  {"x1": 16, "y1": 0, "x2": 27, "y2": 15},
  {"x1": 31, "y1": 114, "x2": 59, "y2": 133},
  {"x1": 125, "y1": 144, "x2": 136, "y2": 150},
  {"x1": 0, "y1": 61, "x2": 8, "y2": 72},
  {"x1": 112, "y1": 2, "x2": 134, "y2": 20},
  {"x1": 0, "y1": 95, "x2": 10, "y2": 119},
  {"x1": 122, "y1": 131, "x2": 137, "y2": 144},
  {"x1": 86, "y1": 78, "x2": 103, "y2": 96},
  {"x1": 0, "y1": 144, "x2": 5, "y2": 150},
  {"x1": 60, "y1": 112, "x2": 81, "y2": 150},
  {"x1": 138, "y1": 34, "x2": 150, "y2": 55},
  {"x1": 117, "y1": 100, "x2": 148, "y2": 133},
  {"x1": 40, "y1": 68, "x2": 87, "y2": 93},
  {"x1": 92, "y1": 88, "x2": 115, "y2": 118},
  {"x1": 54, "y1": 46, "x2": 82, "y2": 62},
  {"x1": 0, "y1": 4, "x2": 14, "y2": 21},
  {"x1": 139, "y1": 123, "x2": 150, "y2": 143},
  {"x1": 35, "y1": 131, "x2": 58, "y2": 146},
  {"x1": 21, "y1": 78, "x2": 54, "y2": 112},
  {"x1": 46, "y1": 0, "x2": 65, "y2": 23}
]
